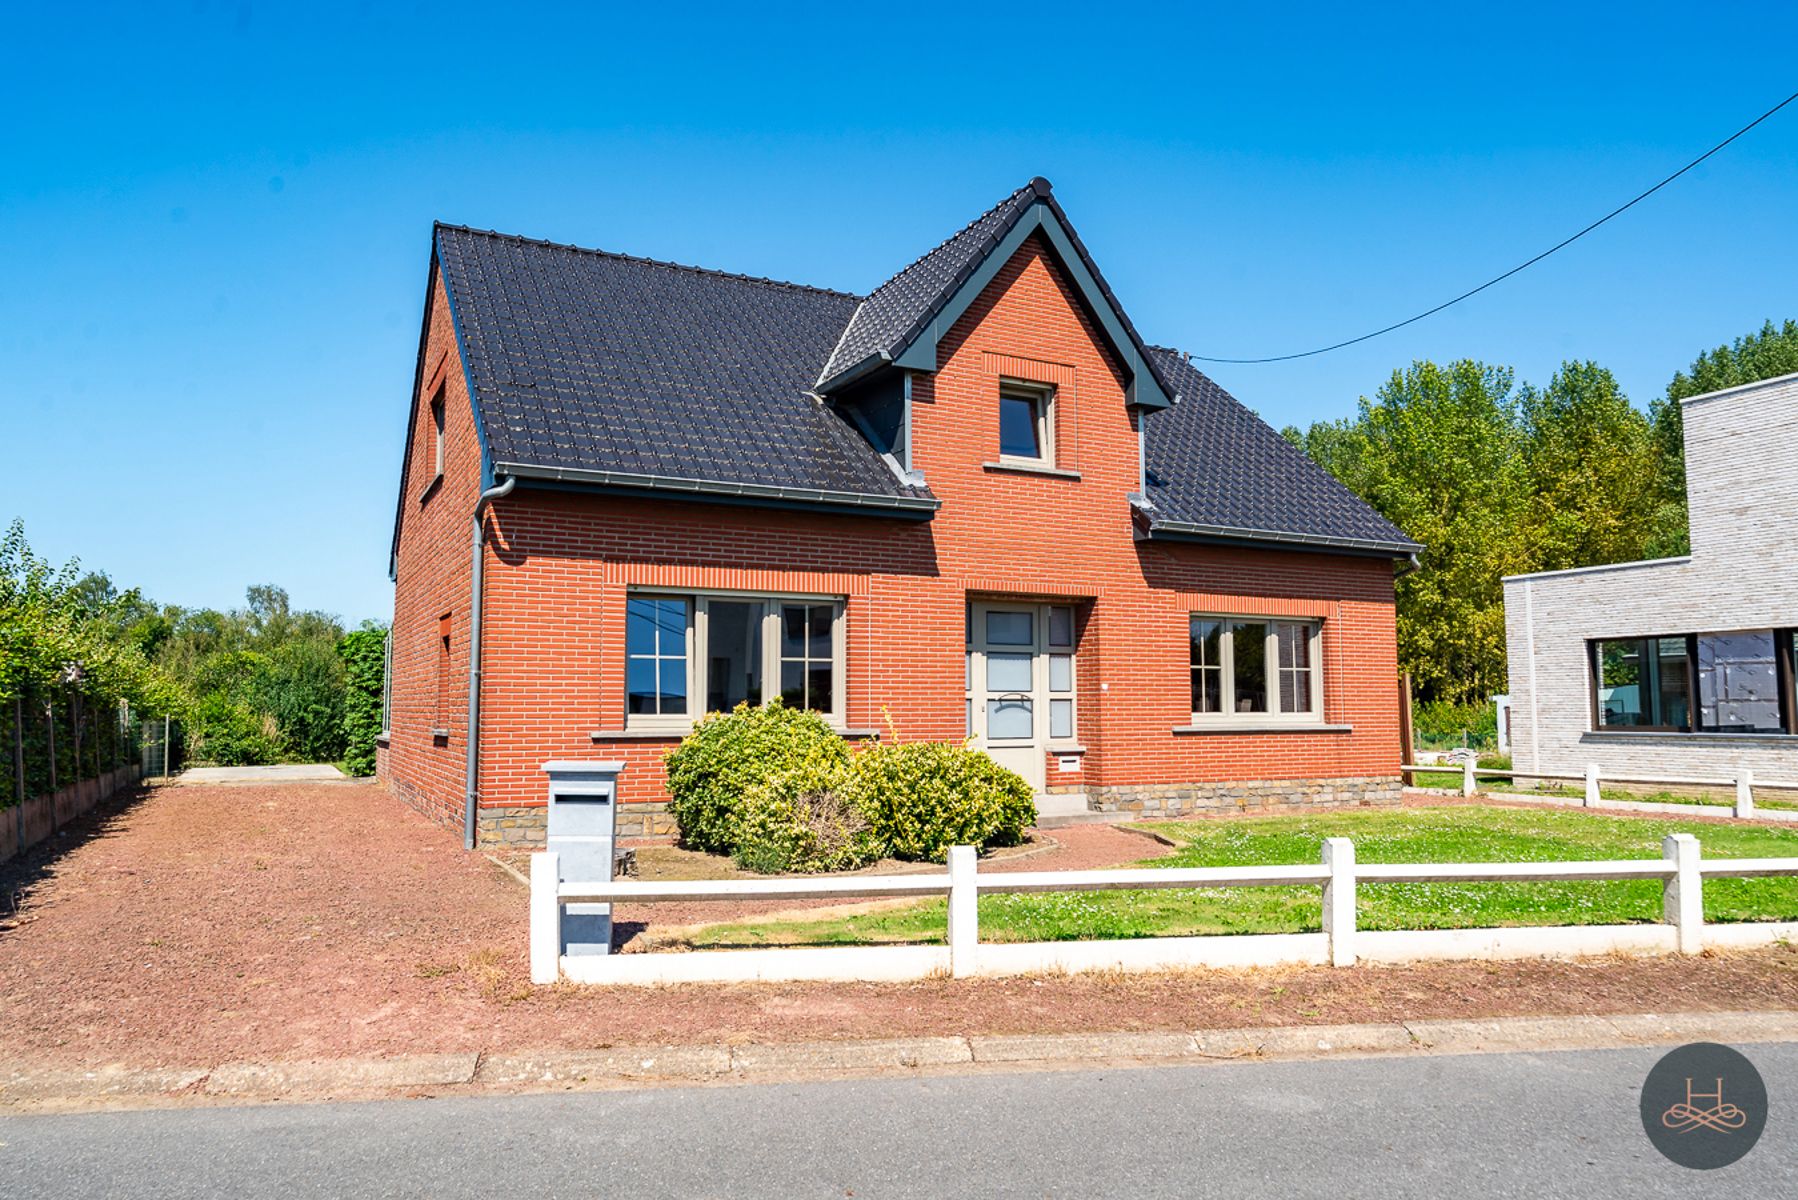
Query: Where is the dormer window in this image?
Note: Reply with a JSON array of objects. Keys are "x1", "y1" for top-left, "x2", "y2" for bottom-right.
[{"x1": 998, "y1": 381, "x2": 1054, "y2": 465}]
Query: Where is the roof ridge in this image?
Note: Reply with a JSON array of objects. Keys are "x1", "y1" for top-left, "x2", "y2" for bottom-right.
[
  {"x1": 432, "y1": 222, "x2": 864, "y2": 300},
  {"x1": 857, "y1": 182, "x2": 1036, "y2": 301}
]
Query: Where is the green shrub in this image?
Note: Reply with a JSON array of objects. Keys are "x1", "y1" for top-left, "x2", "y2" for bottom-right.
[
  {"x1": 843, "y1": 739, "x2": 1035, "y2": 862},
  {"x1": 1414, "y1": 698, "x2": 1499, "y2": 752},
  {"x1": 732, "y1": 752, "x2": 881, "y2": 875},
  {"x1": 189, "y1": 692, "x2": 282, "y2": 765},
  {"x1": 663, "y1": 700, "x2": 850, "y2": 853}
]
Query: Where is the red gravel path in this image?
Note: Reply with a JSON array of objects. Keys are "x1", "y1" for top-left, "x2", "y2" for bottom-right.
[{"x1": 3, "y1": 781, "x2": 1794, "y2": 1071}]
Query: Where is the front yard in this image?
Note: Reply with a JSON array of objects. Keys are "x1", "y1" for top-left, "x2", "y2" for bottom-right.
[
  {"x1": 4, "y1": 780, "x2": 1797, "y2": 1075},
  {"x1": 672, "y1": 805, "x2": 1798, "y2": 949}
]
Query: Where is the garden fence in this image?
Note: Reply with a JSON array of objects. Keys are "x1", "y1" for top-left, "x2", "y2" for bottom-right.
[
  {"x1": 2, "y1": 689, "x2": 161, "y2": 863},
  {"x1": 528, "y1": 834, "x2": 1798, "y2": 986},
  {"x1": 1402, "y1": 761, "x2": 1798, "y2": 823}
]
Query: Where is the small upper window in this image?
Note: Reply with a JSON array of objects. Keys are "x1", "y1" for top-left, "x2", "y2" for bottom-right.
[
  {"x1": 998, "y1": 382, "x2": 1052, "y2": 463},
  {"x1": 430, "y1": 390, "x2": 446, "y2": 478}
]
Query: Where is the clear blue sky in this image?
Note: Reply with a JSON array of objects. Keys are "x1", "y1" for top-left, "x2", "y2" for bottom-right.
[{"x1": 6, "y1": 2, "x2": 1796, "y2": 625}]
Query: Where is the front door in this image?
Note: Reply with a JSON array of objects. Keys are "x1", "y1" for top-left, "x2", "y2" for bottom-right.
[{"x1": 966, "y1": 602, "x2": 1077, "y2": 794}]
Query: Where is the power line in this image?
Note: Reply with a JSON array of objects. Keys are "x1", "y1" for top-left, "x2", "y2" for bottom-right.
[{"x1": 1188, "y1": 88, "x2": 1798, "y2": 365}]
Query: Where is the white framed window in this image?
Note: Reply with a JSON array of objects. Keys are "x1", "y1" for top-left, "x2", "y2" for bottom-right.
[
  {"x1": 625, "y1": 591, "x2": 846, "y2": 731},
  {"x1": 997, "y1": 380, "x2": 1054, "y2": 465},
  {"x1": 1190, "y1": 616, "x2": 1322, "y2": 722}
]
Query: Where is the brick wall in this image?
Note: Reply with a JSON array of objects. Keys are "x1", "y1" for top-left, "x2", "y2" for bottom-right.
[
  {"x1": 380, "y1": 268, "x2": 483, "y2": 833},
  {"x1": 385, "y1": 235, "x2": 1405, "y2": 844}
]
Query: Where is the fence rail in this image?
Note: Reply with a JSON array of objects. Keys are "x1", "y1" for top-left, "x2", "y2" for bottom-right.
[
  {"x1": 1401, "y1": 760, "x2": 1798, "y2": 822},
  {"x1": 529, "y1": 835, "x2": 1798, "y2": 986}
]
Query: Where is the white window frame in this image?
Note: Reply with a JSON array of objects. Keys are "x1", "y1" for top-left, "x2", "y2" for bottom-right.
[
  {"x1": 624, "y1": 589, "x2": 847, "y2": 733},
  {"x1": 1189, "y1": 615, "x2": 1324, "y2": 725},
  {"x1": 997, "y1": 379, "x2": 1055, "y2": 467},
  {"x1": 430, "y1": 389, "x2": 446, "y2": 479}
]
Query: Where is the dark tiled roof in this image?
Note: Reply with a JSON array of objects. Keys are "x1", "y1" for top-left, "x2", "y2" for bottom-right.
[
  {"x1": 817, "y1": 183, "x2": 1037, "y2": 387},
  {"x1": 435, "y1": 225, "x2": 930, "y2": 505},
  {"x1": 1142, "y1": 349, "x2": 1420, "y2": 553}
]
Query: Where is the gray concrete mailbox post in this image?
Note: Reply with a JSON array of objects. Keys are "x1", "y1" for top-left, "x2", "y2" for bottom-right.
[{"x1": 542, "y1": 760, "x2": 625, "y2": 956}]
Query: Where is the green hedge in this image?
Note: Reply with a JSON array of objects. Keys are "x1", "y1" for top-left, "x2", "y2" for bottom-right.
[
  {"x1": 338, "y1": 628, "x2": 386, "y2": 777},
  {"x1": 842, "y1": 739, "x2": 1036, "y2": 863}
]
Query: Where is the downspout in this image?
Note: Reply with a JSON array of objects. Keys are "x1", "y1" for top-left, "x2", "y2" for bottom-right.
[{"x1": 464, "y1": 474, "x2": 516, "y2": 850}]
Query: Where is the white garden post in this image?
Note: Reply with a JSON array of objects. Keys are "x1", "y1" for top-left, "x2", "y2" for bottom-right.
[
  {"x1": 1461, "y1": 759, "x2": 1477, "y2": 797},
  {"x1": 1584, "y1": 763, "x2": 1600, "y2": 807},
  {"x1": 1661, "y1": 833, "x2": 1702, "y2": 955},
  {"x1": 1735, "y1": 769, "x2": 1755, "y2": 819},
  {"x1": 948, "y1": 844, "x2": 979, "y2": 979},
  {"x1": 530, "y1": 850, "x2": 562, "y2": 984},
  {"x1": 1321, "y1": 837, "x2": 1357, "y2": 967}
]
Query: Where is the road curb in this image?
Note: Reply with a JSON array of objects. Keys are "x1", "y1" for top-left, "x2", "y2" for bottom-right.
[{"x1": 5, "y1": 1010, "x2": 1795, "y2": 1112}]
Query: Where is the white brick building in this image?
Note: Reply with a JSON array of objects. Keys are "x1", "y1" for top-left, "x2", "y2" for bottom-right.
[{"x1": 1502, "y1": 372, "x2": 1798, "y2": 781}]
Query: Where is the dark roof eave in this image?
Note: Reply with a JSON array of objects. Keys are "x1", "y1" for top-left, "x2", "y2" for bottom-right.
[
  {"x1": 494, "y1": 461, "x2": 940, "y2": 519},
  {"x1": 1143, "y1": 516, "x2": 1422, "y2": 560}
]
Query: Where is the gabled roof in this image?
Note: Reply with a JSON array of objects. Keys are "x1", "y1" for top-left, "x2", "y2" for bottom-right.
[
  {"x1": 816, "y1": 178, "x2": 1176, "y2": 409},
  {"x1": 1141, "y1": 349, "x2": 1420, "y2": 556},
  {"x1": 433, "y1": 225, "x2": 937, "y2": 514},
  {"x1": 399, "y1": 180, "x2": 1418, "y2": 563}
]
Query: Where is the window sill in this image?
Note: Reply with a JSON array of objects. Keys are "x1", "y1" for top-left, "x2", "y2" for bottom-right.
[
  {"x1": 430, "y1": 727, "x2": 451, "y2": 741},
  {"x1": 375, "y1": 732, "x2": 391, "y2": 746},
  {"x1": 592, "y1": 725, "x2": 878, "y2": 741},
  {"x1": 1582, "y1": 729, "x2": 1798, "y2": 745},
  {"x1": 983, "y1": 460, "x2": 1082, "y2": 480},
  {"x1": 418, "y1": 474, "x2": 443, "y2": 506},
  {"x1": 1172, "y1": 722, "x2": 1353, "y2": 735}
]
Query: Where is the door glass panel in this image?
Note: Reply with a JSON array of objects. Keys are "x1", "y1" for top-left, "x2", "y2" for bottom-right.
[
  {"x1": 1049, "y1": 654, "x2": 1072, "y2": 692},
  {"x1": 987, "y1": 698, "x2": 1033, "y2": 739},
  {"x1": 986, "y1": 610, "x2": 1033, "y2": 646},
  {"x1": 1048, "y1": 606, "x2": 1074, "y2": 648},
  {"x1": 986, "y1": 652, "x2": 1032, "y2": 691},
  {"x1": 1050, "y1": 698, "x2": 1073, "y2": 739},
  {"x1": 705, "y1": 601, "x2": 762, "y2": 711}
]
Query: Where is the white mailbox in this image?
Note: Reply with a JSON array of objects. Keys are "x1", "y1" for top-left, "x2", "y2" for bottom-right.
[{"x1": 543, "y1": 760, "x2": 624, "y2": 957}]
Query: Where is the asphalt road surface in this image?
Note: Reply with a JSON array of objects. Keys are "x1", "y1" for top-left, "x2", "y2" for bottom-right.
[{"x1": 2, "y1": 1044, "x2": 1791, "y2": 1198}]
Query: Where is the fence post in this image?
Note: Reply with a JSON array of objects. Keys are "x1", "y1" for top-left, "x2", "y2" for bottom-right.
[
  {"x1": 1735, "y1": 770, "x2": 1755, "y2": 819},
  {"x1": 1321, "y1": 837, "x2": 1357, "y2": 966},
  {"x1": 1662, "y1": 833, "x2": 1702, "y2": 955},
  {"x1": 1583, "y1": 763, "x2": 1600, "y2": 807},
  {"x1": 1461, "y1": 759, "x2": 1477, "y2": 797},
  {"x1": 948, "y1": 844, "x2": 979, "y2": 979},
  {"x1": 530, "y1": 850, "x2": 562, "y2": 984}
]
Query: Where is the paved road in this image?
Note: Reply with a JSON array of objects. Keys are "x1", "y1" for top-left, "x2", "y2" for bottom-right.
[{"x1": 2, "y1": 1045, "x2": 1791, "y2": 1198}]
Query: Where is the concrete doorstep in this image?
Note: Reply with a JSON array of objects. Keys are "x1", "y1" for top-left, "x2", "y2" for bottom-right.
[{"x1": 4, "y1": 1010, "x2": 1797, "y2": 1112}]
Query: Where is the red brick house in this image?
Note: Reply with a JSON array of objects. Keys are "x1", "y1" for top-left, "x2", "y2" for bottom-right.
[{"x1": 381, "y1": 178, "x2": 1420, "y2": 848}]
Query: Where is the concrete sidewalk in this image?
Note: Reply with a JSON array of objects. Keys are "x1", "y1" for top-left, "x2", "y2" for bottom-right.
[{"x1": 5, "y1": 1009, "x2": 1795, "y2": 1113}]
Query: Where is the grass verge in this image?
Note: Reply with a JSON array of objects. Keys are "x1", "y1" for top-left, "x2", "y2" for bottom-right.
[{"x1": 668, "y1": 805, "x2": 1798, "y2": 950}]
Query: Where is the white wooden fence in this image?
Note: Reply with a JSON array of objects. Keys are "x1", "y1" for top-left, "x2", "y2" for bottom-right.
[
  {"x1": 1403, "y1": 761, "x2": 1798, "y2": 823},
  {"x1": 529, "y1": 835, "x2": 1798, "y2": 985}
]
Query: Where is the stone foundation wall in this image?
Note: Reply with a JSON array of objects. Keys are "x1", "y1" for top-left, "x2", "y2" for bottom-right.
[
  {"x1": 1087, "y1": 775, "x2": 1404, "y2": 818},
  {"x1": 476, "y1": 801, "x2": 676, "y2": 848}
]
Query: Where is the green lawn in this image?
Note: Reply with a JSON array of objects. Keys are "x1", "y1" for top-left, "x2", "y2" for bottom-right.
[{"x1": 673, "y1": 805, "x2": 1798, "y2": 950}]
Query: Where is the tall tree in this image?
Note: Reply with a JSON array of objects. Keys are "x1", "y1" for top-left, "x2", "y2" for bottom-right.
[
  {"x1": 1291, "y1": 360, "x2": 1532, "y2": 705},
  {"x1": 1517, "y1": 361, "x2": 1657, "y2": 573}
]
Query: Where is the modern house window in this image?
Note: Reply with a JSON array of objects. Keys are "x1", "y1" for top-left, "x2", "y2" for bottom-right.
[
  {"x1": 626, "y1": 592, "x2": 844, "y2": 729},
  {"x1": 1190, "y1": 617, "x2": 1322, "y2": 721},
  {"x1": 998, "y1": 381, "x2": 1053, "y2": 464},
  {"x1": 1589, "y1": 629, "x2": 1798, "y2": 734}
]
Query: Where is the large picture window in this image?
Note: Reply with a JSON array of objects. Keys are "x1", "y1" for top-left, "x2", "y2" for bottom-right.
[
  {"x1": 1590, "y1": 628, "x2": 1798, "y2": 734},
  {"x1": 626, "y1": 593, "x2": 844, "y2": 729},
  {"x1": 1190, "y1": 617, "x2": 1322, "y2": 721}
]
